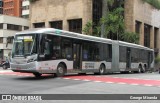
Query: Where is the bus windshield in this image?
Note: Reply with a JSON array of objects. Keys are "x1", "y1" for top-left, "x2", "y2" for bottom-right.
[{"x1": 12, "y1": 34, "x2": 38, "y2": 57}]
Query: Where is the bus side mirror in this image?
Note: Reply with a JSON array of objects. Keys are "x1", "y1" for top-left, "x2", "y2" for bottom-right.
[{"x1": 6, "y1": 36, "x2": 14, "y2": 48}]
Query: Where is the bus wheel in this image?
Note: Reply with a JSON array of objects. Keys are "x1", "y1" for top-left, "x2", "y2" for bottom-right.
[
  {"x1": 2, "y1": 65, "x2": 7, "y2": 70},
  {"x1": 56, "y1": 64, "x2": 65, "y2": 77},
  {"x1": 138, "y1": 68, "x2": 141, "y2": 73},
  {"x1": 33, "y1": 73, "x2": 42, "y2": 78},
  {"x1": 99, "y1": 64, "x2": 106, "y2": 75}
]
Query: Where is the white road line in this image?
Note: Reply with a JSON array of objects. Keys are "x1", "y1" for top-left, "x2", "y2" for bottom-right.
[
  {"x1": 63, "y1": 78, "x2": 71, "y2": 80},
  {"x1": 73, "y1": 79, "x2": 80, "y2": 81},
  {"x1": 118, "y1": 82, "x2": 127, "y2": 85},
  {"x1": 106, "y1": 82, "x2": 114, "y2": 84},
  {"x1": 94, "y1": 81, "x2": 103, "y2": 83},
  {"x1": 83, "y1": 79, "x2": 91, "y2": 81},
  {"x1": 144, "y1": 84, "x2": 153, "y2": 87},
  {"x1": 130, "y1": 84, "x2": 139, "y2": 86}
]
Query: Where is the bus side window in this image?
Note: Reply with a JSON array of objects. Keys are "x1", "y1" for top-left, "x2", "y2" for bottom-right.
[{"x1": 62, "y1": 38, "x2": 72, "y2": 60}]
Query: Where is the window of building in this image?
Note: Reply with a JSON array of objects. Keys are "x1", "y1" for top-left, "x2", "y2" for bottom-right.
[
  {"x1": 33, "y1": 22, "x2": 45, "y2": 28},
  {"x1": 24, "y1": 26, "x2": 29, "y2": 30},
  {"x1": 93, "y1": 0, "x2": 102, "y2": 26},
  {"x1": 50, "y1": 21, "x2": 63, "y2": 30},
  {"x1": 0, "y1": 37, "x2": 3, "y2": 43},
  {"x1": 22, "y1": 15, "x2": 29, "y2": 18},
  {"x1": 135, "y1": 21, "x2": 141, "y2": 34},
  {"x1": 68, "y1": 19, "x2": 82, "y2": 33},
  {"x1": 144, "y1": 24, "x2": 151, "y2": 48},
  {"x1": 7, "y1": 24, "x2": 22, "y2": 31},
  {"x1": 0, "y1": 23, "x2": 3, "y2": 29},
  {"x1": 154, "y1": 28, "x2": 159, "y2": 48},
  {"x1": 7, "y1": 38, "x2": 13, "y2": 43}
]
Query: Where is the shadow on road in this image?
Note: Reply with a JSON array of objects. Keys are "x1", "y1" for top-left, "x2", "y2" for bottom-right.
[{"x1": 12, "y1": 75, "x2": 57, "y2": 81}]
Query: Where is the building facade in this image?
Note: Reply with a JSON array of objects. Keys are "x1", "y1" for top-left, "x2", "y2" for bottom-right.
[
  {"x1": 125, "y1": 0, "x2": 160, "y2": 56},
  {"x1": 0, "y1": 15, "x2": 29, "y2": 59},
  {"x1": 3, "y1": 0, "x2": 22, "y2": 17},
  {"x1": 22, "y1": 0, "x2": 30, "y2": 18},
  {"x1": 30, "y1": 0, "x2": 93, "y2": 33},
  {"x1": 30, "y1": 0, "x2": 160, "y2": 56}
]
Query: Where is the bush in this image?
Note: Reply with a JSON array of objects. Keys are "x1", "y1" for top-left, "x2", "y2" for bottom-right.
[{"x1": 155, "y1": 56, "x2": 160, "y2": 64}]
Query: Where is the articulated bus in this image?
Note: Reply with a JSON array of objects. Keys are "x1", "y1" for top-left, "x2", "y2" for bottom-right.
[{"x1": 10, "y1": 28, "x2": 154, "y2": 77}]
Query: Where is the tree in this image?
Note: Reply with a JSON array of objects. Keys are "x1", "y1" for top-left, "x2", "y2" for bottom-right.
[
  {"x1": 82, "y1": 21, "x2": 93, "y2": 35},
  {"x1": 83, "y1": 0, "x2": 139, "y2": 43},
  {"x1": 83, "y1": 21, "x2": 101, "y2": 37},
  {"x1": 101, "y1": 7, "x2": 124, "y2": 40},
  {"x1": 122, "y1": 32, "x2": 139, "y2": 44}
]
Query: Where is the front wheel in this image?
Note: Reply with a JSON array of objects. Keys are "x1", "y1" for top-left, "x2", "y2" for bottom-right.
[
  {"x1": 56, "y1": 64, "x2": 66, "y2": 77},
  {"x1": 2, "y1": 64, "x2": 7, "y2": 70}
]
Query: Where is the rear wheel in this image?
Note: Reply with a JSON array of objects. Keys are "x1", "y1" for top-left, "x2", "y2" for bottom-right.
[
  {"x1": 33, "y1": 73, "x2": 42, "y2": 77},
  {"x1": 138, "y1": 68, "x2": 141, "y2": 73},
  {"x1": 99, "y1": 64, "x2": 106, "y2": 75},
  {"x1": 56, "y1": 64, "x2": 66, "y2": 77},
  {"x1": 138, "y1": 65, "x2": 145, "y2": 73}
]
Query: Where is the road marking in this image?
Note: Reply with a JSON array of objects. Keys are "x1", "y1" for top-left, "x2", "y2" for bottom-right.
[
  {"x1": 118, "y1": 82, "x2": 127, "y2": 85},
  {"x1": 130, "y1": 84, "x2": 139, "y2": 86},
  {"x1": 73, "y1": 79, "x2": 81, "y2": 81},
  {"x1": 63, "y1": 75, "x2": 160, "y2": 87},
  {"x1": 83, "y1": 79, "x2": 91, "y2": 82},
  {"x1": 106, "y1": 82, "x2": 114, "y2": 84},
  {"x1": 144, "y1": 84, "x2": 153, "y2": 87},
  {"x1": 94, "y1": 81, "x2": 103, "y2": 83}
]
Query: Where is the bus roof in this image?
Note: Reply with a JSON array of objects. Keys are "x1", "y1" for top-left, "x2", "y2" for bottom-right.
[
  {"x1": 16, "y1": 28, "x2": 153, "y2": 51},
  {"x1": 118, "y1": 41, "x2": 153, "y2": 51},
  {"x1": 16, "y1": 28, "x2": 113, "y2": 44}
]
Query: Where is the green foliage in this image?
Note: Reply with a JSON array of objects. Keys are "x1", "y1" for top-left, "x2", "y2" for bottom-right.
[
  {"x1": 83, "y1": 21, "x2": 101, "y2": 37},
  {"x1": 84, "y1": 0, "x2": 139, "y2": 43},
  {"x1": 122, "y1": 32, "x2": 139, "y2": 44},
  {"x1": 143, "y1": 0, "x2": 160, "y2": 9},
  {"x1": 83, "y1": 21, "x2": 93, "y2": 35},
  {"x1": 155, "y1": 56, "x2": 160, "y2": 63},
  {"x1": 101, "y1": 7, "x2": 125, "y2": 39},
  {"x1": 29, "y1": 0, "x2": 38, "y2": 3}
]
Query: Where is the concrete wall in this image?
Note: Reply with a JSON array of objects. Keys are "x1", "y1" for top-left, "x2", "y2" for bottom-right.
[
  {"x1": 30, "y1": 0, "x2": 92, "y2": 30},
  {"x1": 125, "y1": 0, "x2": 160, "y2": 54}
]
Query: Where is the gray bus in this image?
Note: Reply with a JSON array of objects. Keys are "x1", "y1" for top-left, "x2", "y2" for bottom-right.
[{"x1": 9, "y1": 28, "x2": 154, "y2": 77}]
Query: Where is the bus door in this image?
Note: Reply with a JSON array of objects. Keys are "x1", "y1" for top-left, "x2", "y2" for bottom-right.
[
  {"x1": 73, "y1": 43, "x2": 82, "y2": 69},
  {"x1": 126, "y1": 48, "x2": 131, "y2": 69}
]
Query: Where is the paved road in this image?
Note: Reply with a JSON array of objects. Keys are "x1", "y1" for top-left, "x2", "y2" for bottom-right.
[{"x1": 0, "y1": 69, "x2": 160, "y2": 103}]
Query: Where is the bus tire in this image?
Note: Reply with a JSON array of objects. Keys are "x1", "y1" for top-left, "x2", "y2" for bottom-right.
[
  {"x1": 139, "y1": 65, "x2": 145, "y2": 73},
  {"x1": 2, "y1": 65, "x2": 7, "y2": 70},
  {"x1": 99, "y1": 64, "x2": 106, "y2": 75},
  {"x1": 138, "y1": 67, "x2": 141, "y2": 73},
  {"x1": 33, "y1": 73, "x2": 42, "y2": 78},
  {"x1": 56, "y1": 64, "x2": 65, "y2": 77}
]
